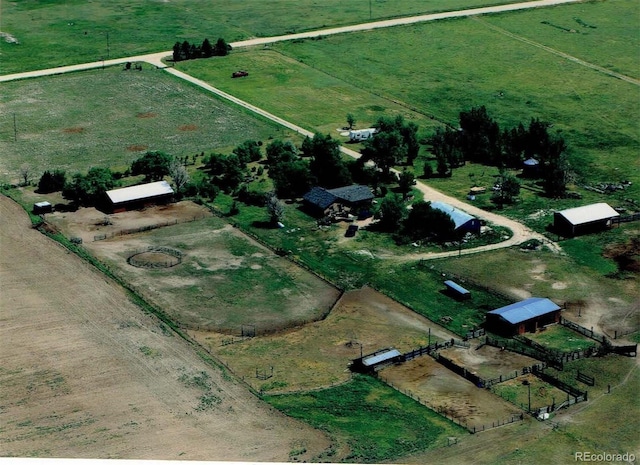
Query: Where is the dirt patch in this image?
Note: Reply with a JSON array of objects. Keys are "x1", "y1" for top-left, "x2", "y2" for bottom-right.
[
  {"x1": 0, "y1": 194, "x2": 330, "y2": 461},
  {"x1": 136, "y1": 112, "x2": 157, "y2": 119},
  {"x1": 381, "y1": 356, "x2": 522, "y2": 429},
  {"x1": 178, "y1": 124, "x2": 198, "y2": 131},
  {"x1": 126, "y1": 144, "x2": 149, "y2": 152},
  {"x1": 439, "y1": 344, "x2": 541, "y2": 380},
  {"x1": 191, "y1": 286, "x2": 459, "y2": 393},
  {"x1": 62, "y1": 126, "x2": 85, "y2": 134}
]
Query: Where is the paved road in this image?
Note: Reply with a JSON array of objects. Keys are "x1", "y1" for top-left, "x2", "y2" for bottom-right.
[{"x1": 0, "y1": 0, "x2": 575, "y2": 257}]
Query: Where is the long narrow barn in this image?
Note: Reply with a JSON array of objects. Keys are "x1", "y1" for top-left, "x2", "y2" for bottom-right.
[{"x1": 105, "y1": 181, "x2": 174, "y2": 213}]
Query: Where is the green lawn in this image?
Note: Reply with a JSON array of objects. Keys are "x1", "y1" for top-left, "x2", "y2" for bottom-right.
[
  {"x1": 0, "y1": 0, "x2": 537, "y2": 74},
  {"x1": 264, "y1": 374, "x2": 466, "y2": 462}
]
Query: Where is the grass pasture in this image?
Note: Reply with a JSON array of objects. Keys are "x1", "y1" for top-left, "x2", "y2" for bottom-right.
[
  {"x1": 526, "y1": 324, "x2": 596, "y2": 353},
  {"x1": 74, "y1": 210, "x2": 341, "y2": 333},
  {"x1": 264, "y1": 374, "x2": 467, "y2": 463},
  {"x1": 175, "y1": 48, "x2": 441, "y2": 140},
  {"x1": 0, "y1": 0, "x2": 536, "y2": 74},
  {"x1": 0, "y1": 66, "x2": 291, "y2": 184},
  {"x1": 157, "y1": 0, "x2": 637, "y2": 210}
]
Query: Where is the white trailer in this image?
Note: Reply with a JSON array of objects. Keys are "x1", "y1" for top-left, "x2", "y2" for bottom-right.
[{"x1": 348, "y1": 128, "x2": 377, "y2": 142}]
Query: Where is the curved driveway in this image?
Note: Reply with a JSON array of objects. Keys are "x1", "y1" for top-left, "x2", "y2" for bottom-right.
[{"x1": 0, "y1": 0, "x2": 574, "y2": 257}]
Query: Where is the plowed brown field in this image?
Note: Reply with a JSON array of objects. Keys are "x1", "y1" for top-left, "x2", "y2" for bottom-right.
[{"x1": 0, "y1": 195, "x2": 330, "y2": 460}]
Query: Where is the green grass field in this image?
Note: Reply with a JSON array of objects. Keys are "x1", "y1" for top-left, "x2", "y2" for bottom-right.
[
  {"x1": 0, "y1": 0, "x2": 534, "y2": 74},
  {"x1": 264, "y1": 374, "x2": 467, "y2": 462},
  {"x1": 0, "y1": 65, "x2": 294, "y2": 184},
  {"x1": 174, "y1": 0, "x2": 639, "y2": 219}
]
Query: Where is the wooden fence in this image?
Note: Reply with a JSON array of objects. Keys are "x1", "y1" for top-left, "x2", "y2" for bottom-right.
[
  {"x1": 93, "y1": 215, "x2": 208, "y2": 241},
  {"x1": 376, "y1": 373, "x2": 525, "y2": 434},
  {"x1": 560, "y1": 317, "x2": 609, "y2": 344},
  {"x1": 576, "y1": 370, "x2": 595, "y2": 386}
]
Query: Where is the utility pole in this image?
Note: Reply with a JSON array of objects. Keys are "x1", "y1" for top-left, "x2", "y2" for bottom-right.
[
  {"x1": 106, "y1": 31, "x2": 110, "y2": 59},
  {"x1": 369, "y1": 0, "x2": 372, "y2": 20},
  {"x1": 13, "y1": 113, "x2": 17, "y2": 142}
]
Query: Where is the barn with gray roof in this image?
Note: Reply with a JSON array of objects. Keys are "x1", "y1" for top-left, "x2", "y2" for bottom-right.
[
  {"x1": 485, "y1": 297, "x2": 561, "y2": 336},
  {"x1": 554, "y1": 203, "x2": 619, "y2": 237}
]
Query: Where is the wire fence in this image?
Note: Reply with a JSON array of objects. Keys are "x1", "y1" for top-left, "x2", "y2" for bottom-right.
[{"x1": 93, "y1": 214, "x2": 207, "y2": 241}]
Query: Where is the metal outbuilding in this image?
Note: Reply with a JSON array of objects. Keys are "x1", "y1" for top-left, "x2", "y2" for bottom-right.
[
  {"x1": 105, "y1": 181, "x2": 174, "y2": 213},
  {"x1": 486, "y1": 297, "x2": 561, "y2": 336},
  {"x1": 430, "y1": 201, "x2": 481, "y2": 235},
  {"x1": 554, "y1": 203, "x2": 619, "y2": 237},
  {"x1": 444, "y1": 280, "x2": 471, "y2": 300},
  {"x1": 351, "y1": 348, "x2": 403, "y2": 373}
]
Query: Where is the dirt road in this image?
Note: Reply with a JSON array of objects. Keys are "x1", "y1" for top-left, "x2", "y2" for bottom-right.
[
  {"x1": 0, "y1": 0, "x2": 585, "y2": 83},
  {"x1": 0, "y1": 195, "x2": 330, "y2": 460}
]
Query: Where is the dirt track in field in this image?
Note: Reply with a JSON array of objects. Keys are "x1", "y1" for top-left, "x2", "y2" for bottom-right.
[{"x1": 0, "y1": 194, "x2": 330, "y2": 461}]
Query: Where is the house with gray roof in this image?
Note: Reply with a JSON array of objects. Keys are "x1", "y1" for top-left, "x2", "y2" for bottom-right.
[
  {"x1": 303, "y1": 184, "x2": 374, "y2": 218},
  {"x1": 485, "y1": 297, "x2": 561, "y2": 336}
]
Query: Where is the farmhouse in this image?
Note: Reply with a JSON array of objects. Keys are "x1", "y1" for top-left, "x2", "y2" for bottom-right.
[
  {"x1": 430, "y1": 201, "x2": 481, "y2": 235},
  {"x1": 485, "y1": 297, "x2": 561, "y2": 336},
  {"x1": 554, "y1": 203, "x2": 619, "y2": 237},
  {"x1": 105, "y1": 180, "x2": 174, "y2": 213},
  {"x1": 303, "y1": 184, "x2": 374, "y2": 218}
]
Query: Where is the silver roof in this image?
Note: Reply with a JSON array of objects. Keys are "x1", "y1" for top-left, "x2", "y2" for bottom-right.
[
  {"x1": 362, "y1": 349, "x2": 401, "y2": 366},
  {"x1": 106, "y1": 181, "x2": 174, "y2": 204},
  {"x1": 557, "y1": 203, "x2": 619, "y2": 226}
]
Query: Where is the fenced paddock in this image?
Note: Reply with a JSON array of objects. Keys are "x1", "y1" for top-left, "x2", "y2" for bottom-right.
[{"x1": 379, "y1": 356, "x2": 524, "y2": 433}]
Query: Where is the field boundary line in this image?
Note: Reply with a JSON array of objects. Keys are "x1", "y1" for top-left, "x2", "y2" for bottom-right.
[{"x1": 473, "y1": 17, "x2": 640, "y2": 86}]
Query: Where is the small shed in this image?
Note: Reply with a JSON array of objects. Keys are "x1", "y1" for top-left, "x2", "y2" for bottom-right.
[
  {"x1": 430, "y1": 201, "x2": 481, "y2": 235},
  {"x1": 522, "y1": 158, "x2": 540, "y2": 178},
  {"x1": 554, "y1": 203, "x2": 619, "y2": 237},
  {"x1": 33, "y1": 201, "x2": 53, "y2": 214},
  {"x1": 351, "y1": 348, "x2": 403, "y2": 373},
  {"x1": 485, "y1": 297, "x2": 561, "y2": 336},
  {"x1": 444, "y1": 280, "x2": 471, "y2": 300},
  {"x1": 105, "y1": 180, "x2": 174, "y2": 213}
]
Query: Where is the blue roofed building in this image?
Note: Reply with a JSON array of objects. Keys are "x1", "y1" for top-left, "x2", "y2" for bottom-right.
[
  {"x1": 486, "y1": 297, "x2": 562, "y2": 336},
  {"x1": 430, "y1": 201, "x2": 481, "y2": 235}
]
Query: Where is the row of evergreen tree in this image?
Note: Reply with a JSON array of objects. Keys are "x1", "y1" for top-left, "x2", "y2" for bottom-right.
[{"x1": 172, "y1": 38, "x2": 231, "y2": 62}]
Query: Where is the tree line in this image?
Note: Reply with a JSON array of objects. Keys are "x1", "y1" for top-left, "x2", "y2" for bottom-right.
[
  {"x1": 172, "y1": 38, "x2": 231, "y2": 62},
  {"x1": 428, "y1": 106, "x2": 569, "y2": 198}
]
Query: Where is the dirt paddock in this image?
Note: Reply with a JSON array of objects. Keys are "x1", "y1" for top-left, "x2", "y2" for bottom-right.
[{"x1": 380, "y1": 356, "x2": 523, "y2": 430}]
